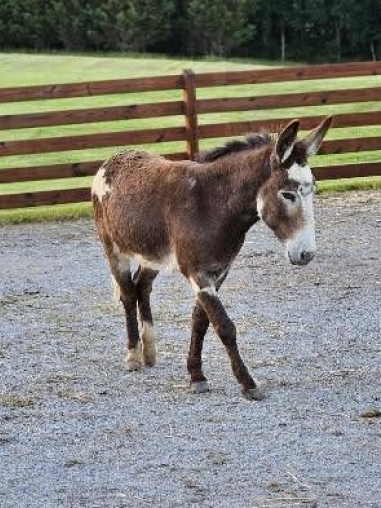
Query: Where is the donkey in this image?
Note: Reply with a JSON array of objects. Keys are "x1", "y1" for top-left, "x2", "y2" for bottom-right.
[{"x1": 92, "y1": 116, "x2": 333, "y2": 400}]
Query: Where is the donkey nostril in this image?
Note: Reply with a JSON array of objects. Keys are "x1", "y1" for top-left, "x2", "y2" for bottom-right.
[{"x1": 301, "y1": 251, "x2": 314, "y2": 263}]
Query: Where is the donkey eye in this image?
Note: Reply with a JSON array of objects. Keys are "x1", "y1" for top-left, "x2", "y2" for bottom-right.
[{"x1": 281, "y1": 191, "x2": 296, "y2": 203}]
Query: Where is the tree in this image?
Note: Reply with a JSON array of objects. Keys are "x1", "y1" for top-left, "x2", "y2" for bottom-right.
[
  {"x1": 0, "y1": 0, "x2": 380, "y2": 61},
  {"x1": 52, "y1": 0, "x2": 105, "y2": 50},
  {"x1": 99, "y1": 0, "x2": 176, "y2": 52},
  {"x1": 185, "y1": 0, "x2": 256, "y2": 56},
  {"x1": 349, "y1": 0, "x2": 381, "y2": 60},
  {"x1": 0, "y1": 0, "x2": 58, "y2": 49},
  {"x1": 52, "y1": 0, "x2": 175, "y2": 52}
]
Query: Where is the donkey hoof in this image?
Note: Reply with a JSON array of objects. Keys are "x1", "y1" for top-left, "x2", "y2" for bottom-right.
[
  {"x1": 191, "y1": 381, "x2": 210, "y2": 394},
  {"x1": 126, "y1": 358, "x2": 142, "y2": 371},
  {"x1": 142, "y1": 347, "x2": 156, "y2": 367},
  {"x1": 142, "y1": 323, "x2": 156, "y2": 367},
  {"x1": 242, "y1": 385, "x2": 265, "y2": 401},
  {"x1": 125, "y1": 349, "x2": 143, "y2": 372},
  {"x1": 143, "y1": 355, "x2": 156, "y2": 367}
]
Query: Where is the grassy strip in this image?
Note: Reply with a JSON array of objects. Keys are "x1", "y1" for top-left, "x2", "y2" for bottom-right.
[
  {"x1": 1, "y1": 176, "x2": 380, "y2": 226},
  {"x1": 0, "y1": 202, "x2": 93, "y2": 225},
  {"x1": 317, "y1": 175, "x2": 381, "y2": 193}
]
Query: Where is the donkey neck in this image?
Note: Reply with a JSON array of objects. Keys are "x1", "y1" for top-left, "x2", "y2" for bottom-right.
[
  {"x1": 232, "y1": 146, "x2": 272, "y2": 191},
  {"x1": 205, "y1": 146, "x2": 272, "y2": 228}
]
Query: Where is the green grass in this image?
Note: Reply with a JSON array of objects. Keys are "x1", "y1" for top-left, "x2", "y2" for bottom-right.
[
  {"x1": 0, "y1": 51, "x2": 380, "y2": 224},
  {"x1": 0, "y1": 202, "x2": 93, "y2": 225}
]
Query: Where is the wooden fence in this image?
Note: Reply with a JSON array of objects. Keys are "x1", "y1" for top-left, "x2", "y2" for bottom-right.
[{"x1": 1, "y1": 61, "x2": 381, "y2": 209}]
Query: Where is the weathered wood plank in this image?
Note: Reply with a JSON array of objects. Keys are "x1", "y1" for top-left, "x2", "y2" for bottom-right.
[
  {"x1": 198, "y1": 112, "x2": 381, "y2": 139},
  {"x1": 0, "y1": 75, "x2": 183, "y2": 104},
  {"x1": 182, "y1": 69, "x2": 199, "y2": 160},
  {"x1": 195, "y1": 61, "x2": 381, "y2": 88},
  {"x1": 197, "y1": 87, "x2": 381, "y2": 114},
  {"x1": 0, "y1": 101, "x2": 184, "y2": 130},
  {"x1": 0, "y1": 187, "x2": 91, "y2": 209},
  {"x1": 0, "y1": 127, "x2": 186, "y2": 156},
  {"x1": 0, "y1": 152, "x2": 188, "y2": 183},
  {"x1": 314, "y1": 162, "x2": 381, "y2": 180},
  {"x1": 320, "y1": 137, "x2": 381, "y2": 155}
]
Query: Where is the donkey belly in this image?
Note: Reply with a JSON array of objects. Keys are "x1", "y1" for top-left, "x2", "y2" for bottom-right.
[{"x1": 130, "y1": 251, "x2": 178, "y2": 271}]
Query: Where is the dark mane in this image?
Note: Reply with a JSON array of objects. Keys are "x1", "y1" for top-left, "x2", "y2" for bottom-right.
[{"x1": 197, "y1": 131, "x2": 274, "y2": 163}]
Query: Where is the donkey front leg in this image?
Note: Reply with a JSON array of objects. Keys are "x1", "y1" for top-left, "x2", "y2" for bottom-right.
[
  {"x1": 191, "y1": 279, "x2": 264, "y2": 400},
  {"x1": 187, "y1": 300, "x2": 210, "y2": 393},
  {"x1": 187, "y1": 274, "x2": 227, "y2": 394}
]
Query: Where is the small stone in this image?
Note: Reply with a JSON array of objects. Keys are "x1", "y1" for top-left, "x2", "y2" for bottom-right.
[
  {"x1": 64, "y1": 458, "x2": 83, "y2": 467},
  {"x1": 360, "y1": 408, "x2": 381, "y2": 419}
]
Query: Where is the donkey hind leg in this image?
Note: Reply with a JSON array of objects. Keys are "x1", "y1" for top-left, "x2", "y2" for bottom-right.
[
  {"x1": 114, "y1": 267, "x2": 142, "y2": 372},
  {"x1": 190, "y1": 276, "x2": 264, "y2": 401},
  {"x1": 187, "y1": 274, "x2": 227, "y2": 394},
  {"x1": 134, "y1": 267, "x2": 159, "y2": 366},
  {"x1": 93, "y1": 201, "x2": 141, "y2": 371}
]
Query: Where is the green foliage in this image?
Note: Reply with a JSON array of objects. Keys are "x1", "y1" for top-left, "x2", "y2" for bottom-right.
[
  {"x1": 0, "y1": 0, "x2": 381, "y2": 61},
  {"x1": 52, "y1": 0, "x2": 175, "y2": 51},
  {"x1": 102, "y1": 0, "x2": 175, "y2": 51},
  {"x1": 0, "y1": 0, "x2": 57, "y2": 49},
  {"x1": 185, "y1": 0, "x2": 255, "y2": 56}
]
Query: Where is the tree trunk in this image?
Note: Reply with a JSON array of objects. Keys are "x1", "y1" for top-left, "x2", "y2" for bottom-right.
[
  {"x1": 335, "y1": 21, "x2": 341, "y2": 62},
  {"x1": 281, "y1": 21, "x2": 286, "y2": 62},
  {"x1": 370, "y1": 40, "x2": 377, "y2": 61}
]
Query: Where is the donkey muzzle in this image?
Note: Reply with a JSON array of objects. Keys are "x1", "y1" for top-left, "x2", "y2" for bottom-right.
[{"x1": 288, "y1": 249, "x2": 315, "y2": 266}]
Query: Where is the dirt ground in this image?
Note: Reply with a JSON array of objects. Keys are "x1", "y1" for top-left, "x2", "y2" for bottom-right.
[{"x1": 0, "y1": 191, "x2": 380, "y2": 508}]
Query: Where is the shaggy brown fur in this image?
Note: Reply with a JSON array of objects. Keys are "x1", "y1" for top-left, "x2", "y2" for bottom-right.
[{"x1": 92, "y1": 116, "x2": 333, "y2": 400}]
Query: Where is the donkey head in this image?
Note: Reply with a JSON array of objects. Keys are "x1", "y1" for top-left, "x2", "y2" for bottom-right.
[{"x1": 257, "y1": 116, "x2": 333, "y2": 266}]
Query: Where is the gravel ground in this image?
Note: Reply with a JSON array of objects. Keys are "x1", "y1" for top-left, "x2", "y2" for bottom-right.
[{"x1": 0, "y1": 191, "x2": 380, "y2": 508}]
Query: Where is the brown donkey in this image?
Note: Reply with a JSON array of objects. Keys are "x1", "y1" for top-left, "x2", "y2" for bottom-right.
[{"x1": 92, "y1": 116, "x2": 333, "y2": 400}]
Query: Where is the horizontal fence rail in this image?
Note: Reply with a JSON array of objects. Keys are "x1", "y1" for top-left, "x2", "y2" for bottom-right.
[
  {"x1": 0, "y1": 101, "x2": 184, "y2": 130},
  {"x1": 1, "y1": 61, "x2": 381, "y2": 209},
  {"x1": 0, "y1": 187, "x2": 91, "y2": 209},
  {"x1": 194, "y1": 61, "x2": 381, "y2": 87},
  {"x1": 197, "y1": 87, "x2": 381, "y2": 113},
  {"x1": 0, "y1": 152, "x2": 188, "y2": 184},
  {"x1": 0, "y1": 126, "x2": 186, "y2": 156},
  {"x1": 0, "y1": 75, "x2": 184, "y2": 103}
]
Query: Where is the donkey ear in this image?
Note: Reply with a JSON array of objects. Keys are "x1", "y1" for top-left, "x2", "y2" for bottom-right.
[
  {"x1": 302, "y1": 115, "x2": 334, "y2": 156},
  {"x1": 275, "y1": 119, "x2": 300, "y2": 164}
]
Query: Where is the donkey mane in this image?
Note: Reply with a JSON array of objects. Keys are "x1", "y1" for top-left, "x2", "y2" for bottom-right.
[{"x1": 197, "y1": 131, "x2": 275, "y2": 163}]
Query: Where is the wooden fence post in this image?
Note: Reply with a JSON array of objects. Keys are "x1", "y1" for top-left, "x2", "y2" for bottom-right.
[{"x1": 182, "y1": 69, "x2": 199, "y2": 160}]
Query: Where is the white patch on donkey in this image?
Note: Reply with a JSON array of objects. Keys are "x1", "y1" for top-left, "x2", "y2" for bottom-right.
[
  {"x1": 286, "y1": 163, "x2": 316, "y2": 263},
  {"x1": 189, "y1": 277, "x2": 217, "y2": 296},
  {"x1": 287, "y1": 163, "x2": 314, "y2": 187},
  {"x1": 91, "y1": 167, "x2": 111, "y2": 201},
  {"x1": 126, "y1": 343, "x2": 143, "y2": 371},
  {"x1": 131, "y1": 252, "x2": 179, "y2": 272},
  {"x1": 141, "y1": 321, "x2": 156, "y2": 366}
]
